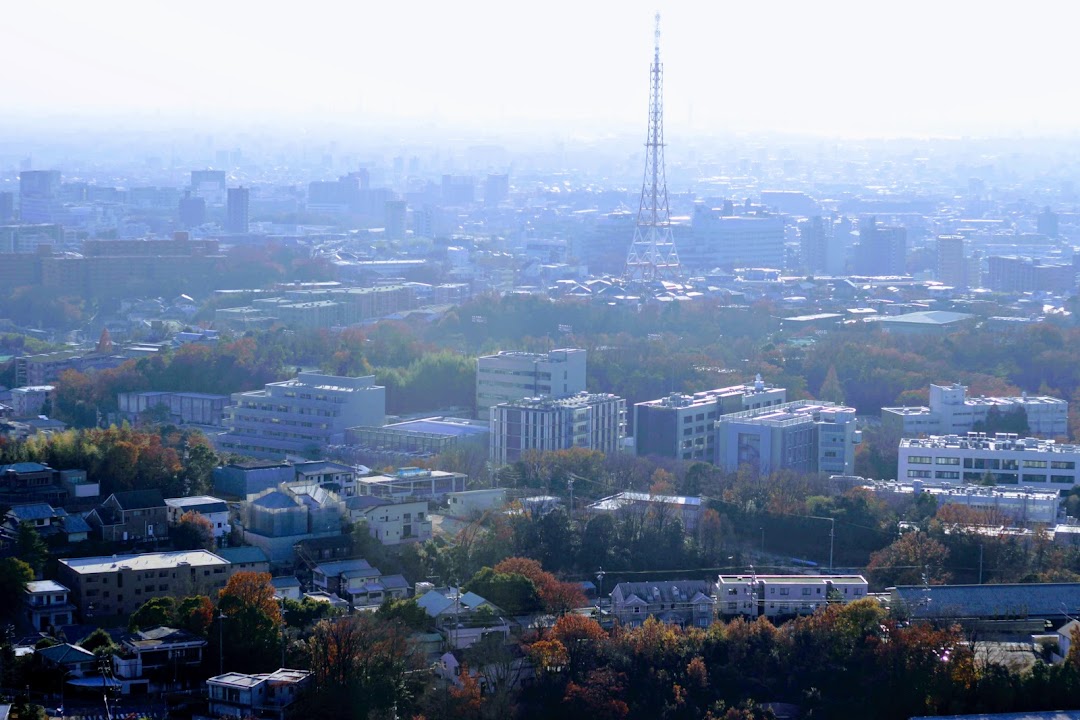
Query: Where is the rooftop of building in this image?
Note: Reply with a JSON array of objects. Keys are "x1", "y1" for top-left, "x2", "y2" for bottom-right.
[
  {"x1": 900, "y1": 433, "x2": 1079, "y2": 454},
  {"x1": 381, "y1": 417, "x2": 490, "y2": 437},
  {"x1": 861, "y1": 479, "x2": 1062, "y2": 500},
  {"x1": 495, "y1": 391, "x2": 624, "y2": 410},
  {"x1": 216, "y1": 546, "x2": 269, "y2": 565},
  {"x1": 636, "y1": 376, "x2": 782, "y2": 410},
  {"x1": 164, "y1": 495, "x2": 228, "y2": 513},
  {"x1": 479, "y1": 348, "x2": 584, "y2": 362},
  {"x1": 867, "y1": 310, "x2": 975, "y2": 325},
  {"x1": 60, "y1": 549, "x2": 228, "y2": 574},
  {"x1": 720, "y1": 400, "x2": 856, "y2": 425},
  {"x1": 589, "y1": 491, "x2": 702, "y2": 512},
  {"x1": 26, "y1": 580, "x2": 68, "y2": 594}
]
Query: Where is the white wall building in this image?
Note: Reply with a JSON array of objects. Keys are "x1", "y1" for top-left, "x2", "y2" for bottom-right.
[
  {"x1": 883, "y1": 383, "x2": 1067, "y2": 438},
  {"x1": 860, "y1": 479, "x2": 1061, "y2": 525},
  {"x1": 634, "y1": 375, "x2": 786, "y2": 461},
  {"x1": 164, "y1": 496, "x2": 230, "y2": 540},
  {"x1": 717, "y1": 574, "x2": 868, "y2": 618},
  {"x1": 216, "y1": 373, "x2": 385, "y2": 459},
  {"x1": 715, "y1": 401, "x2": 861, "y2": 475},
  {"x1": 476, "y1": 348, "x2": 586, "y2": 414},
  {"x1": 489, "y1": 391, "x2": 626, "y2": 465},
  {"x1": 446, "y1": 488, "x2": 507, "y2": 516},
  {"x1": 10, "y1": 385, "x2": 54, "y2": 416},
  {"x1": 207, "y1": 669, "x2": 311, "y2": 720},
  {"x1": 346, "y1": 496, "x2": 432, "y2": 545},
  {"x1": 899, "y1": 433, "x2": 1080, "y2": 489}
]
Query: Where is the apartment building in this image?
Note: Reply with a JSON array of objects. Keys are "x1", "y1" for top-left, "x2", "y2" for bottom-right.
[
  {"x1": 634, "y1": 375, "x2": 786, "y2": 461},
  {"x1": 715, "y1": 401, "x2": 861, "y2": 475},
  {"x1": 476, "y1": 348, "x2": 586, "y2": 414},
  {"x1": 489, "y1": 392, "x2": 626, "y2": 465},
  {"x1": 610, "y1": 580, "x2": 716, "y2": 628},
  {"x1": 717, "y1": 574, "x2": 868, "y2": 618},
  {"x1": 117, "y1": 391, "x2": 229, "y2": 426},
  {"x1": 216, "y1": 373, "x2": 385, "y2": 459},
  {"x1": 58, "y1": 550, "x2": 236, "y2": 618},
  {"x1": 898, "y1": 433, "x2": 1080, "y2": 489},
  {"x1": 883, "y1": 383, "x2": 1067, "y2": 438},
  {"x1": 587, "y1": 492, "x2": 703, "y2": 534}
]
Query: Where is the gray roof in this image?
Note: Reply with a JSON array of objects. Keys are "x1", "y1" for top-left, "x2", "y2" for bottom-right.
[
  {"x1": 251, "y1": 490, "x2": 298, "y2": 510},
  {"x1": 612, "y1": 580, "x2": 716, "y2": 607},
  {"x1": 110, "y1": 489, "x2": 165, "y2": 510},
  {"x1": 61, "y1": 515, "x2": 92, "y2": 534},
  {"x1": 892, "y1": 582, "x2": 1080, "y2": 620},
  {"x1": 216, "y1": 546, "x2": 269, "y2": 565},
  {"x1": 7, "y1": 503, "x2": 58, "y2": 521}
]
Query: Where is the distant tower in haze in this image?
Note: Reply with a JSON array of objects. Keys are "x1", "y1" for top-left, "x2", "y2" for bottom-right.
[
  {"x1": 226, "y1": 187, "x2": 249, "y2": 233},
  {"x1": 625, "y1": 13, "x2": 680, "y2": 282}
]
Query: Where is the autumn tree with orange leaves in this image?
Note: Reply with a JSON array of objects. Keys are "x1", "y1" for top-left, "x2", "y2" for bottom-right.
[{"x1": 216, "y1": 571, "x2": 282, "y2": 673}]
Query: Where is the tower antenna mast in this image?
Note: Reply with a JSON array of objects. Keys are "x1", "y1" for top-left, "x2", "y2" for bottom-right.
[{"x1": 625, "y1": 12, "x2": 681, "y2": 282}]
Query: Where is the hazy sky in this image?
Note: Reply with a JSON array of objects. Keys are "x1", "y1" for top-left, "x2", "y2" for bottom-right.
[{"x1": 7, "y1": 0, "x2": 1080, "y2": 138}]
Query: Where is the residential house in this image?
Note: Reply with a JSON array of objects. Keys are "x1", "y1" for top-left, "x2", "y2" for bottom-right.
[
  {"x1": 111, "y1": 626, "x2": 207, "y2": 694},
  {"x1": 0, "y1": 462, "x2": 69, "y2": 505},
  {"x1": 2, "y1": 502, "x2": 90, "y2": 545},
  {"x1": 310, "y1": 558, "x2": 408, "y2": 608},
  {"x1": 35, "y1": 643, "x2": 98, "y2": 677},
  {"x1": 164, "y1": 496, "x2": 230, "y2": 541},
  {"x1": 24, "y1": 580, "x2": 75, "y2": 631},
  {"x1": 416, "y1": 588, "x2": 511, "y2": 649},
  {"x1": 345, "y1": 496, "x2": 432, "y2": 545},
  {"x1": 293, "y1": 460, "x2": 357, "y2": 497},
  {"x1": 206, "y1": 668, "x2": 312, "y2": 720},
  {"x1": 86, "y1": 490, "x2": 168, "y2": 543},
  {"x1": 240, "y1": 483, "x2": 345, "y2": 564},
  {"x1": 610, "y1": 580, "x2": 716, "y2": 628},
  {"x1": 1057, "y1": 619, "x2": 1080, "y2": 661},
  {"x1": 270, "y1": 577, "x2": 302, "y2": 601}
]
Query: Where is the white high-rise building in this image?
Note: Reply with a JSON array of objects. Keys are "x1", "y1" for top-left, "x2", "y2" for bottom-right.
[
  {"x1": 898, "y1": 433, "x2": 1080, "y2": 489},
  {"x1": 883, "y1": 383, "x2": 1067, "y2": 438},
  {"x1": 216, "y1": 373, "x2": 385, "y2": 459},
  {"x1": 476, "y1": 348, "x2": 586, "y2": 415},
  {"x1": 490, "y1": 392, "x2": 626, "y2": 465}
]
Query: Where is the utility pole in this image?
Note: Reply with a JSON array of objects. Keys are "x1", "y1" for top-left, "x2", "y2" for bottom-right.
[
  {"x1": 218, "y1": 611, "x2": 227, "y2": 675},
  {"x1": 595, "y1": 568, "x2": 606, "y2": 617},
  {"x1": 978, "y1": 544, "x2": 984, "y2": 585},
  {"x1": 829, "y1": 518, "x2": 835, "y2": 571},
  {"x1": 567, "y1": 476, "x2": 574, "y2": 518}
]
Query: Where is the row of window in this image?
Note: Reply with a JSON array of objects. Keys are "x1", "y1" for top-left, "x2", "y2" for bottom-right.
[{"x1": 909, "y1": 455, "x2": 1076, "y2": 471}]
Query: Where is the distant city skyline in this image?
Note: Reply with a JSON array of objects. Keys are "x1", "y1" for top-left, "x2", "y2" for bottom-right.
[{"x1": 8, "y1": 0, "x2": 1080, "y2": 139}]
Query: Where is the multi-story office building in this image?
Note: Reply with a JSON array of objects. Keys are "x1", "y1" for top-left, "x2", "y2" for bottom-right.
[
  {"x1": 882, "y1": 383, "x2": 1067, "y2": 438},
  {"x1": 799, "y1": 216, "x2": 845, "y2": 275},
  {"x1": 384, "y1": 199, "x2": 407, "y2": 239},
  {"x1": 490, "y1": 392, "x2": 626, "y2": 465},
  {"x1": 19, "y1": 170, "x2": 63, "y2": 224},
  {"x1": 58, "y1": 550, "x2": 237, "y2": 618},
  {"x1": 856, "y1": 218, "x2": 907, "y2": 275},
  {"x1": 178, "y1": 190, "x2": 206, "y2": 227},
  {"x1": 476, "y1": 348, "x2": 586, "y2": 414},
  {"x1": 683, "y1": 206, "x2": 785, "y2": 270},
  {"x1": 898, "y1": 433, "x2": 1080, "y2": 489},
  {"x1": 117, "y1": 391, "x2": 229, "y2": 426},
  {"x1": 986, "y1": 255, "x2": 1075, "y2": 293},
  {"x1": 715, "y1": 401, "x2": 861, "y2": 475},
  {"x1": 859, "y1": 480, "x2": 1061, "y2": 525},
  {"x1": 634, "y1": 375, "x2": 786, "y2": 461},
  {"x1": 0, "y1": 191, "x2": 13, "y2": 222},
  {"x1": 216, "y1": 373, "x2": 385, "y2": 459},
  {"x1": 1037, "y1": 207, "x2": 1060, "y2": 238},
  {"x1": 936, "y1": 235, "x2": 967, "y2": 287},
  {"x1": 226, "y1": 187, "x2": 249, "y2": 233}
]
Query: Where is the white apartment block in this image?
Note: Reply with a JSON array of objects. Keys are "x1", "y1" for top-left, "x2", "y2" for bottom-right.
[
  {"x1": 717, "y1": 574, "x2": 868, "y2": 618},
  {"x1": 489, "y1": 391, "x2": 626, "y2": 465},
  {"x1": 860, "y1": 479, "x2": 1061, "y2": 525},
  {"x1": 476, "y1": 348, "x2": 586, "y2": 414},
  {"x1": 883, "y1": 383, "x2": 1067, "y2": 438},
  {"x1": 715, "y1": 401, "x2": 861, "y2": 476},
  {"x1": 899, "y1": 433, "x2": 1080, "y2": 489},
  {"x1": 634, "y1": 375, "x2": 786, "y2": 461},
  {"x1": 216, "y1": 373, "x2": 385, "y2": 459}
]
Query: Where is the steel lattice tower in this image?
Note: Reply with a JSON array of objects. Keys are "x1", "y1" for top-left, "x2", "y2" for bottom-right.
[{"x1": 625, "y1": 13, "x2": 680, "y2": 282}]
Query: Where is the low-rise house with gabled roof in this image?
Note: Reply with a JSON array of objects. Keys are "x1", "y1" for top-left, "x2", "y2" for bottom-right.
[
  {"x1": 87, "y1": 489, "x2": 168, "y2": 543},
  {"x1": 610, "y1": 580, "x2": 716, "y2": 628},
  {"x1": 111, "y1": 626, "x2": 207, "y2": 694}
]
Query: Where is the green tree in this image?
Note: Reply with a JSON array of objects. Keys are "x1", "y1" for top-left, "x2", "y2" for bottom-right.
[
  {"x1": 79, "y1": 628, "x2": 118, "y2": 657},
  {"x1": 217, "y1": 572, "x2": 283, "y2": 673},
  {"x1": 172, "y1": 510, "x2": 216, "y2": 551},
  {"x1": 375, "y1": 597, "x2": 432, "y2": 631},
  {"x1": 818, "y1": 364, "x2": 845, "y2": 404},
  {"x1": 464, "y1": 567, "x2": 540, "y2": 615},
  {"x1": 0, "y1": 558, "x2": 34, "y2": 624},
  {"x1": 15, "y1": 522, "x2": 48, "y2": 577},
  {"x1": 128, "y1": 597, "x2": 177, "y2": 632}
]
